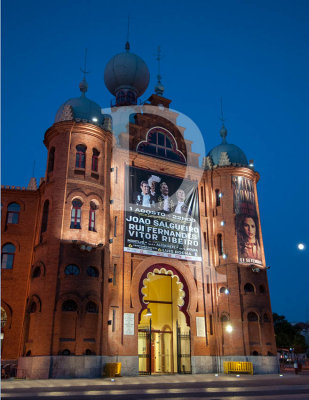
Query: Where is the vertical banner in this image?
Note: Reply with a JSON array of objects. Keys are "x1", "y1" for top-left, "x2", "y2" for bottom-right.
[
  {"x1": 124, "y1": 166, "x2": 202, "y2": 261},
  {"x1": 232, "y1": 176, "x2": 263, "y2": 266}
]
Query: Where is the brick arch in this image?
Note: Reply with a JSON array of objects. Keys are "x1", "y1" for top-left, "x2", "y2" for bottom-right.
[
  {"x1": 8, "y1": 199, "x2": 26, "y2": 212},
  {"x1": 56, "y1": 293, "x2": 82, "y2": 312},
  {"x1": 66, "y1": 190, "x2": 87, "y2": 203},
  {"x1": 2, "y1": 239, "x2": 21, "y2": 252},
  {"x1": 31, "y1": 261, "x2": 46, "y2": 278},
  {"x1": 131, "y1": 256, "x2": 197, "y2": 326},
  {"x1": 27, "y1": 294, "x2": 42, "y2": 312},
  {"x1": 85, "y1": 192, "x2": 104, "y2": 206}
]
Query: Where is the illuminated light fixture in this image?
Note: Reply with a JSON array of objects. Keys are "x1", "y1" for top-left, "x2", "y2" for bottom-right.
[
  {"x1": 222, "y1": 253, "x2": 227, "y2": 259},
  {"x1": 236, "y1": 374, "x2": 240, "y2": 377},
  {"x1": 86, "y1": 245, "x2": 92, "y2": 252},
  {"x1": 249, "y1": 159, "x2": 254, "y2": 167},
  {"x1": 92, "y1": 117, "x2": 98, "y2": 122},
  {"x1": 279, "y1": 374, "x2": 283, "y2": 377},
  {"x1": 145, "y1": 308, "x2": 152, "y2": 317},
  {"x1": 226, "y1": 324, "x2": 233, "y2": 333},
  {"x1": 224, "y1": 288, "x2": 230, "y2": 295},
  {"x1": 215, "y1": 374, "x2": 218, "y2": 377},
  {"x1": 80, "y1": 244, "x2": 86, "y2": 251},
  {"x1": 218, "y1": 192, "x2": 223, "y2": 198},
  {"x1": 220, "y1": 221, "x2": 225, "y2": 226},
  {"x1": 297, "y1": 243, "x2": 305, "y2": 250}
]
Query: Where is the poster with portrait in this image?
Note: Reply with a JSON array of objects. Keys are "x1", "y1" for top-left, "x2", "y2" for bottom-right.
[
  {"x1": 124, "y1": 166, "x2": 202, "y2": 261},
  {"x1": 232, "y1": 176, "x2": 263, "y2": 266}
]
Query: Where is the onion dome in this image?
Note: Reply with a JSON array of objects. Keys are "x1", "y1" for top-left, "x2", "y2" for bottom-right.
[
  {"x1": 104, "y1": 42, "x2": 150, "y2": 106},
  {"x1": 55, "y1": 78, "x2": 104, "y2": 126},
  {"x1": 205, "y1": 124, "x2": 248, "y2": 169}
]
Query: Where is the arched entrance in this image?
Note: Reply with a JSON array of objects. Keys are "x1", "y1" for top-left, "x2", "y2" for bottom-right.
[{"x1": 138, "y1": 265, "x2": 191, "y2": 374}]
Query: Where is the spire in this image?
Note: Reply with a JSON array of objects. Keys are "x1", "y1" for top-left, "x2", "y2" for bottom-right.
[
  {"x1": 155, "y1": 46, "x2": 164, "y2": 96},
  {"x1": 79, "y1": 48, "x2": 89, "y2": 94},
  {"x1": 219, "y1": 97, "x2": 227, "y2": 143},
  {"x1": 125, "y1": 15, "x2": 130, "y2": 51}
]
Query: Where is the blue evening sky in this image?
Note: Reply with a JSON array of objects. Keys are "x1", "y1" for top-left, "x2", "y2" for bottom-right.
[{"x1": 2, "y1": 0, "x2": 309, "y2": 322}]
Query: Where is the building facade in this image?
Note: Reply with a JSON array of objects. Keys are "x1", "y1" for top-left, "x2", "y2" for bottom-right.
[{"x1": 1, "y1": 43, "x2": 278, "y2": 378}]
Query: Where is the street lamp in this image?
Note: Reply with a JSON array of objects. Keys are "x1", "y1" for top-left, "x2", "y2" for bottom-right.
[{"x1": 226, "y1": 324, "x2": 233, "y2": 333}]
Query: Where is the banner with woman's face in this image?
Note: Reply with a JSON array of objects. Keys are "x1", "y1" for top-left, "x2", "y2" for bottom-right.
[{"x1": 232, "y1": 176, "x2": 263, "y2": 266}]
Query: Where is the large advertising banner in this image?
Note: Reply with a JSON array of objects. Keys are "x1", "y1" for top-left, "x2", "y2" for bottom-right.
[
  {"x1": 124, "y1": 166, "x2": 202, "y2": 261},
  {"x1": 232, "y1": 176, "x2": 263, "y2": 266}
]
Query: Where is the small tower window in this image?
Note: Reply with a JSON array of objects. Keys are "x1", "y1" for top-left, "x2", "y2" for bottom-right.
[
  {"x1": 62, "y1": 300, "x2": 77, "y2": 312},
  {"x1": 48, "y1": 147, "x2": 55, "y2": 172},
  {"x1": 7, "y1": 202, "x2": 21, "y2": 224},
  {"x1": 86, "y1": 301, "x2": 98, "y2": 313},
  {"x1": 70, "y1": 199, "x2": 82, "y2": 229},
  {"x1": 75, "y1": 145, "x2": 86, "y2": 168},
  {"x1": 89, "y1": 201, "x2": 98, "y2": 232},
  {"x1": 1, "y1": 243, "x2": 16, "y2": 269},
  {"x1": 87, "y1": 266, "x2": 99, "y2": 277},
  {"x1": 215, "y1": 189, "x2": 221, "y2": 206},
  {"x1": 92, "y1": 149, "x2": 99, "y2": 172},
  {"x1": 217, "y1": 234, "x2": 223, "y2": 256},
  {"x1": 64, "y1": 264, "x2": 80, "y2": 276},
  {"x1": 244, "y1": 283, "x2": 255, "y2": 293},
  {"x1": 40, "y1": 200, "x2": 49, "y2": 235},
  {"x1": 30, "y1": 302, "x2": 37, "y2": 313},
  {"x1": 32, "y1": 266, "x2": 41, "y2": 278},
  {"x1": 248, "y1": 312, "x2": 258, "y2": 321}
]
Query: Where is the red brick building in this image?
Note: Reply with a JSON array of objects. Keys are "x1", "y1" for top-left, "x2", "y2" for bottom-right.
[{"x1": 1, "y1": 43, "x2": 277, "y2": 378}]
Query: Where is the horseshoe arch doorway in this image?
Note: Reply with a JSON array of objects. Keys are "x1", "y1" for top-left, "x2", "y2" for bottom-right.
[{"x1": 138, "y1": 266, "x2": 191, "y2": 374}]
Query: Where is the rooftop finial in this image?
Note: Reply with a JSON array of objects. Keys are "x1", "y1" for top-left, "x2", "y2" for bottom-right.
[
  {"x1": 155, "y1": 46, "x2": 164, "y2": 96},
  {"x1": 125, "y1": 14, "x2": 130, "y2": 51},
  {"x1": 219, "y1": 97, "x2": 227, "y2": 143},
  {"x1": 79, "y1": 48, "x2": 89, "y2": 94}
]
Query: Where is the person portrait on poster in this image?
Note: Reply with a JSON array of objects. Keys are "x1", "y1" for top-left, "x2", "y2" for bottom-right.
[{"x1": 236, "y1": 214, "x2": 262, "y2": 263}]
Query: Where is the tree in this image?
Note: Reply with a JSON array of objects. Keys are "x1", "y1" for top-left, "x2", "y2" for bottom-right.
[{"x1": 273, "y1": 313, "x2": 306, "y2": 353}]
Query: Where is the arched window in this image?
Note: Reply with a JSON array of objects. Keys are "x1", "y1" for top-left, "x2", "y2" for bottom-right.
[
  {"x1": 252, "y1": 350, "x2": 259, "y2": 356},
  {"x1": 30, "y1": 302, "x2": 37, "y2": 313},
  {"x1": 259, "y1": 284, "x2": 266, "y2": 293},
  {"x1": 40, "y1": 200, "x2": 49, "y2": 235},
  {"x1": 64, "y1": 264, "x2": 80, "y2": 276},
  {"x1": 62, "y1": 349, "x2": 71, "y2": 355},
  {"x1": 137, "y1": 128, "x2": 186, "y2": 164},
  {"x1": 220, "y1": 313, "x2": 230, "y2": 322},
  {"x1": 244, "y1": 283, "x2": 255, "y2": 293},
  {"x1": 217, "y1": 234, "x2": 223, "y2": 256},
  {"x1": 116, "y1": 90, "x2": 126, "y2": 106},
  {"x1": 263, "y1": 313, "x2": 270, "y2": 322},
  {"x1": 7, "y1": 202, "x2": 21, "y2": 224},
  {"x1": 75, "y1": 145, "x2": 86, "y2": 168},
  {"x1": 70, "y1": 199, "x2": 82, "y2": 229},
  {"x1": 85, "y1": 349, "x2": 95, "y2": 355},
  {"x1": 91, "y1": 149, "x2": 99, "y2": 172},
  {"x1": 215, "y1": 189, "x2": 221, "y2": 206},
  {"x1": 127, "y1": 91, "x2": 136, "y2": 104},
  {"x1": 89, "y1": 201, "x2": 98, "y2": 232},
  {"x1": 32, "y1": 266, "x2": 41, "y2": 278},
  {"x1": 62, "y1": 300, "x2": 77, "y2": 312},
  {"x1": 1, "y1": 243, "x2": 16, "y2": 269},
  {"x1": 86, "y1": 301, "x2": 98, "y2": 313},
  {"x1": 87, "y1": 266, "x2": 99, "y2": 277},
  {"x1": 48, "y1": 147, "x2": 55, "y2": 172},
  {"x1": 248, "y1": 312, "x2": 258, "y2": 321}
]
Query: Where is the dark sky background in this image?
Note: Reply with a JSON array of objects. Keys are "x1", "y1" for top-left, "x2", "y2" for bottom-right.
[{"x1": 2, "y1": 0, "x2": 309, "y2": 322}]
